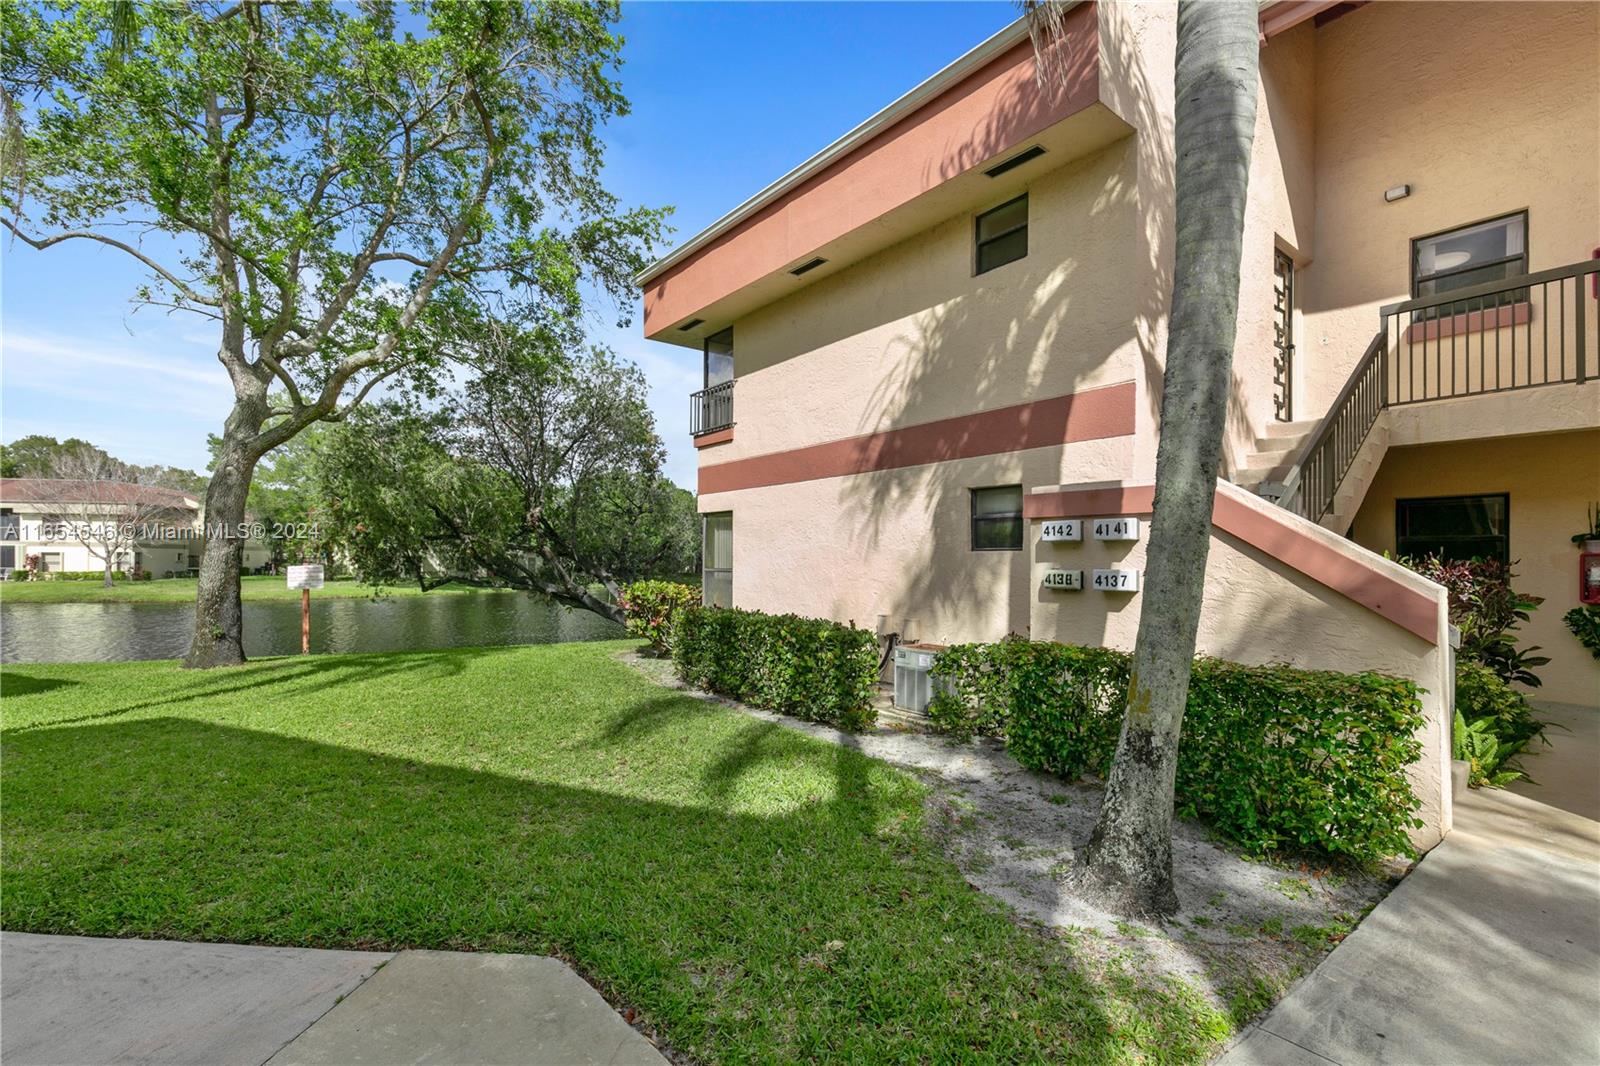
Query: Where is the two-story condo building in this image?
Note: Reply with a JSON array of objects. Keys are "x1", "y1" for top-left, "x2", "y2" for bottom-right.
[
  {"x1": 636, "y1": 1, "x2": 1600, "y2": 848},
  {"x1": 0, "y1": 478, "x2": 271, "y2": 578}
]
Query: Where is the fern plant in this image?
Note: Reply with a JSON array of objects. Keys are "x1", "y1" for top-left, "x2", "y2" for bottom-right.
[{"x1": 1454, "y1": 710, "x2": 1535, "y2": 789}]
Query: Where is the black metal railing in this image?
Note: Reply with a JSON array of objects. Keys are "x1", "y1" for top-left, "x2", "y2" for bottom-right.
[
  {"x1": 1268, "y1": 332, "x2": 1386, "y2": 522},
  {"x1": 1269, "y1": 258, "x2": 1597, "y2": 525},
  {"x1": 1381, "y1": 258, "x2": 1594, "y2": 405},
  {"x1": 691, "y1": 379, "x2": 735, "y2": 436}
]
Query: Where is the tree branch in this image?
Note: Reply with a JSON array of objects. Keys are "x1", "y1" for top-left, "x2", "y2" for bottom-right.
[{"x1": 1, "y1": 220, "x2": 221, "y2": 306}]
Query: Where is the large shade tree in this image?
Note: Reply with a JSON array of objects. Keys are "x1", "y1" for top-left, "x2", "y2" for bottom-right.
[
  {"x1": 319, "y1": 320, "x2": 698, "y2": 624},
  {"x1": 1027, "y1": 0, "x2": 1260, "y2": 916},
  {"x1": 1, "y1": 0, "x2": 665, "y2": 665}
]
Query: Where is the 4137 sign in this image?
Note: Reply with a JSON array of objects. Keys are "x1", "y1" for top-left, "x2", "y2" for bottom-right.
[{"x1": 1092, "y1": 568, "x2": 1140, "y2": 592}]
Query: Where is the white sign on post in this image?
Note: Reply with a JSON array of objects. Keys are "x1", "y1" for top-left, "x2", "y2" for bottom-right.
[
  {"x1": 1040, "y1": 519, "x2": 1083, "y2": 542},
  {"x1": 1041, "y1": 568, "x2": 1083, "y2": 591},
  {"x1": 1092, "y1": 517, "x2": 1141, "y2": 541},
  {"x1": 1092, "y1": 568, "x2": 1140, "y2": 592},
  {"x1": 286, "y1": 564, "x2": 325, "y2": 590}
]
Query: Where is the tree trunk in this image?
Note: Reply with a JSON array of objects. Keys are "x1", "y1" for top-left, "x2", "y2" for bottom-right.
[
  {"x1": 103, "y1": 557, "x2": 114, "y2": 588},
  {"x1": 1077, "y1": 0, "x2": 1259, "y2": 918},
  {"x1": 184, "y1": 393, "x2": 266, "y2": 668}
]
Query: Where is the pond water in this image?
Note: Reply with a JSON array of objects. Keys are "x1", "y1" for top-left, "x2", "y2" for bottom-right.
[{"x1": 0, "y1": 592, "x2": 623, "y2": 663}]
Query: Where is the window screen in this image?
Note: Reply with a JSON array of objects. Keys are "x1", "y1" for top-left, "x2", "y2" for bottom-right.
[
  {"x1": 702, "y1": 512, "x2": 733, "y2": 607},
  {"x1": 975, "y1": 195, "x2": 1028, "y2": 275},
  {"x1": 971, "y1": 486, "x2": 1023, "y2": 551}
]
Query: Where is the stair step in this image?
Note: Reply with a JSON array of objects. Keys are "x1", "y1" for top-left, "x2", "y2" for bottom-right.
[
  {"x1": 1249, "y1": 436, "x2": 1308, "y2": 458},
  {"x1": 1237, "y1": 458, "x2": 1298, "y2": 483},
  {"x1": 1262, "y1": 419, "x2": 1319, "y2": 440}
]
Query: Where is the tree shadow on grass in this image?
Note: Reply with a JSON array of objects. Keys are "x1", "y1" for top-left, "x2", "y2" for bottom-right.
[
  {"x1": 1, "y1": 647, "x2": 507, "y2": 733},
  {"x1": 0, "y1": 673, "x2": 78, "y2": 697},
  {"x1": 0, "y1": 714, "x2": 1228, "y2": 1064}
]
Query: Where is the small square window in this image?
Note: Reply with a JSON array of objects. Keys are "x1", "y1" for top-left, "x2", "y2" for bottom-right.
[
  {"x1": 1396, "y1": 493, "x2": 1509, "y2": 564},
  {"x1": 975, "y1": 195, "x2": 1028, "y2": 275},
  {"x1": 971, "y1": 485, "x2": 1023, "y2": 551}
]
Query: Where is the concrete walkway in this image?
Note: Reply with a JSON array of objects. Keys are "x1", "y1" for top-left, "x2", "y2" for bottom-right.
[
  {"x1": 1219, "y1": 777, "x2": 1600, "y2": 1065},
  {"x1": 0, "y1": 933, "x2": 665, "y2": 1066}
]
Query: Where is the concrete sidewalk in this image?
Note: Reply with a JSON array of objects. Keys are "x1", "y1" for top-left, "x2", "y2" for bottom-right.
[
  {"x1": 1219, "y1": 783, "x2": 1600, "y2": 1066},
  {"x1": 0, "y1": 933, "x2": 666, "y2": 1066}
]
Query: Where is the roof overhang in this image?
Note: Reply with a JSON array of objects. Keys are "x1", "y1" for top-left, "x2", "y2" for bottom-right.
[{"x1": 637, "y1": 3, "x2": 1113, "y2": 346}]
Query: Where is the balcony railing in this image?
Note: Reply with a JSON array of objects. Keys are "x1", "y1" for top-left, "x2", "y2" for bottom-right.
[
  {"x1": 1269, "y1": 258, "x2": 1597, "y2": 524},
  {"x1": 691, "y1": 379, "x2": 735, "y2": 437}
]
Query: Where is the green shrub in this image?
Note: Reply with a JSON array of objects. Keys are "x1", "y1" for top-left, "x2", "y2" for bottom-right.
[
  {"x1": 930, "y1": 639, "x2": 1426, "y2": 862},
  {"x1": 673, "y1": 606, "x2": 879, "y2": 731},
  {"x1": 1452, "y1": 661, "x2": 1545, "y2": 788},
  {"x1": 927, "y1": 637, "x2": 1044, "y2": 740},
  {"x1": 1563, "y1": 605, "x2": 1600, "y2": 661},
  {"x1": 617, "y1": 580, "x2": 700, "y2": 655},
  {"x1": 1178, "y1": 660, "x2": 1425, "y2": 861},
  {"x1": 1400, "y1": 556, "x2": 1548, "y2": 687},
  {"x1": 931, "y1": 639, "x2": 1128, "y2": 768},
  {"x1": 48, "y1": 570, "x2": 128, "y2": 581}
]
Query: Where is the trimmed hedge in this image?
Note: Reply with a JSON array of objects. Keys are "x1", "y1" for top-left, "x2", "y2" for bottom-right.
[
  {"x1": 930, "y1": 638, "x2": 1426, "y2": 861},
  {"x1": 618, "y1": 580, "x2": 700, "y2": 655},
  {"x1": 44, "y1": 570, "x2": 129, "y2": 581},
  {"x1": 673, "y1": 606, "x2": 879, "y2": 731}
]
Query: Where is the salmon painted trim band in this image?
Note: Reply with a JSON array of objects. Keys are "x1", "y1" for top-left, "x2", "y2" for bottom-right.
[
  {"x1": 698, "y1": 381, "x2": 1137, "y2": 495},
  {"x1": 1026, "y1": 480, "x2": 1443, "y2": 643}
]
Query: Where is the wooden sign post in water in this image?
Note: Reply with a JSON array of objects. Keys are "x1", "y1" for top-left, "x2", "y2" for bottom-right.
[{"x1": 286, "y1": 564, "x2": 326, "y2": 654}]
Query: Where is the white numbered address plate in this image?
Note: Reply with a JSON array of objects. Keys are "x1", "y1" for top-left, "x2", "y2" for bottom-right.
[
  {"x1": 1040, "y1": 519, "x2": 1083, "y2": 542},
  {"x1": 1092, "y1": 568, "x2": 1140, "y2": 592},
  {"x1": 1041, "y1": 568, "x2": 1083, "y2": 590},
  {"x1": 1092, "y1": 517, "x2": 1141, "y2": 541}
]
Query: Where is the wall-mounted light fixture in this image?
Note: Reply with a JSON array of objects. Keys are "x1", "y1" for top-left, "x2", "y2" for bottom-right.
[{"x1": 1383, "y1": 184, "x2": 1412, "y2": 203}]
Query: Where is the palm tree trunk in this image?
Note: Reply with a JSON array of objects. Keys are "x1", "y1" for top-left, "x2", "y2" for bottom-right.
[{"x1": 1077, "y1": 0, "x2": 1259, "y2": 918}]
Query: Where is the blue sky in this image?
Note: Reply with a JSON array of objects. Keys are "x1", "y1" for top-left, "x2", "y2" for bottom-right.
[{"x1": 0, "y1": 2, "x2": 1018, "y2": 489}]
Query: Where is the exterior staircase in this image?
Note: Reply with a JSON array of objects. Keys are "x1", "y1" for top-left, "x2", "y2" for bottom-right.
[
  {"x1": 1232, "y1": 256, "x2": 1595, "y2": 534},
  {"x1": 1230, "y1": 419, "x2": 1318, "y2": 496},
  {"x1": 1234, "y1": 415, "x2": 1391, "y2": 535}
]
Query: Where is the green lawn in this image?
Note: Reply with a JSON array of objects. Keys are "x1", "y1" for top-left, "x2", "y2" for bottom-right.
[
  {"x1": 1, "y1": 642, "x2": 1230, "y2": 1062},
  {"x1": 0, "y1": 575, "x2": 486, "y2": 605}
]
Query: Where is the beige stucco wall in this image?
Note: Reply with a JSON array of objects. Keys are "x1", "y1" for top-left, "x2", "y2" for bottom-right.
[
  {"x1": 1228, "y1": 18, "x2": 1317, "y2": 467},
  {"x1": 1350, "y1": 429, "x2": 1600, "y2": 709},
  {"x1": 1028, "y1": 480, "x2": 1452, "y2": 848},
  {"x1": 704, "y1": 132, "x2": 1144, "y2": 471},
  {"x1": 1297, "y1": 1, "x2": 1600, "y2": 417},
  {"x1": 699, "y1": 436, "x2": 1129, "y2": 646}
]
